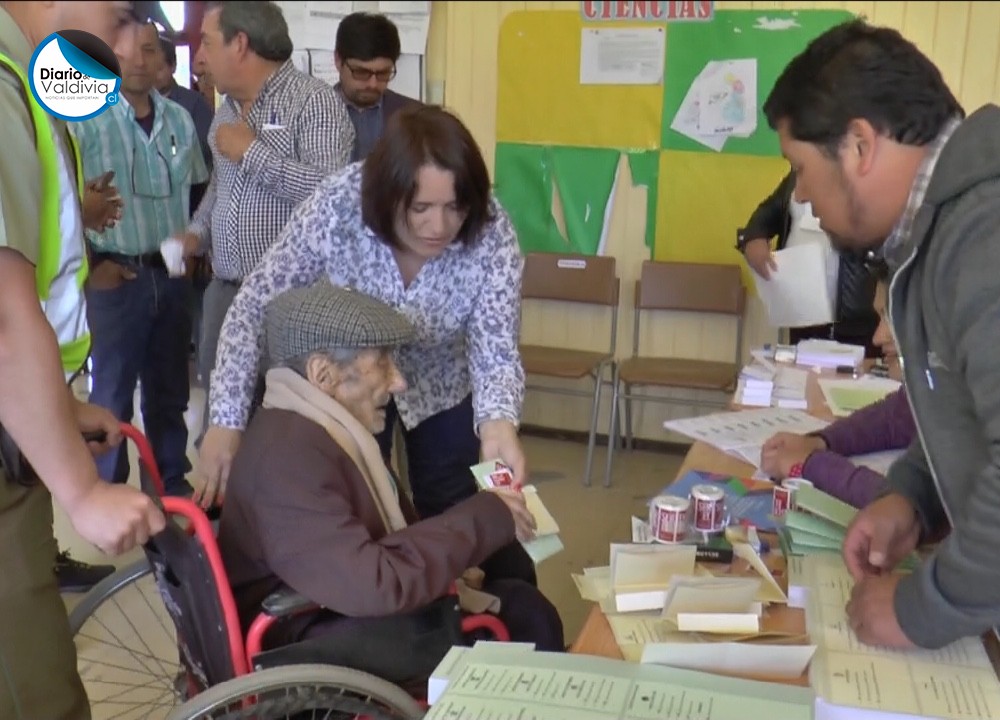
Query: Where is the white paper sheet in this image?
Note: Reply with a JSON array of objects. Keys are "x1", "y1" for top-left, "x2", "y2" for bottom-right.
[
  {"x1": 379, "y1": 0, "x2": 429, "y2": 12},
  {"x1": 642, "y1": 642, "x2": 816, "y2": 679},
  {"x1": 697, "y1": 58, "x2": 757, "y2": 137},
  {"x1": 580, "y1": 27, "x2": 665, "y2": 85},
  {"x1": 754, "y1": 242, "x2": 837, "y2": 328},
  {"x1": 307, "y1": 49, "x2": 338, "y2": 86},
  {"x1": 389, "y1": 53, "x2": 423, "y2": 101},
  {"x1": 663, "y1": 407, "x2": 829, "y2": 454},
  {"x1": 669, "y1": 61, "x2": 726, "y2": 151},
  {"x1": 302, "y1": 1, "x2": 343, "y2": 51},
  {"x1": 392, "y1": 13, "x2": 430, "y2": 55}
]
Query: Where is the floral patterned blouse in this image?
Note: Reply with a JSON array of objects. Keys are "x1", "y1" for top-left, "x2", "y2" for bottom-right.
[{"x1": 209, "y1": 161, "x2": 526, "y2": 434}]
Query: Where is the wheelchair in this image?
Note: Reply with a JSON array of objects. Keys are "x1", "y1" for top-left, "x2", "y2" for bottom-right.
[{"x1": 70, "y1": 424, "x2": 509, "y2": 719}]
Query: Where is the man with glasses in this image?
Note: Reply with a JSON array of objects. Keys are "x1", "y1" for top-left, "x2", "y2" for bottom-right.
[
  {"x1": 334, "y1": 12, "x2": 420, "y2": 162},
  {"x1": 71, "y1": 21, "x2": 209, "y2": 500}
]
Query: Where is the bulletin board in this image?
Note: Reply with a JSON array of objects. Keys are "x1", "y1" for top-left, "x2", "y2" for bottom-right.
[{"x1": 493, "y1": 9, "x2": 854, "y2": 267}]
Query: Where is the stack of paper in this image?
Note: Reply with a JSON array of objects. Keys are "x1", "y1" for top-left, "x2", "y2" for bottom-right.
[
  {"x1": 795, "y1": 339, "x2": 866, "y2": 369},
  {"x1": 817, "y1": 376, "x2": 901, "y2": 417},
  {"x1": 469, "y1": 460, "x2": 563, "y2": 564},
  {"x1": 663, "y1": 407, "x2": 830, "y2": 473},
  {"x1": 426, "y1": 640, "x2": 816, "y2": 719},
  {"x1": 736, "y1": 364, "x2": 775, "y2": 407},
  {"x1": 779, "y1": 485, "x2": 856, "y2": 556},
  {"x1": 610, "y1": 543, "x2": 697, "y2": 613},
  {"x1": 804, "y1": 554, "x2": 1000, "y2": 720},
  {"x1": 773, "y1": 366, "x2": 809, "y2": 410}
]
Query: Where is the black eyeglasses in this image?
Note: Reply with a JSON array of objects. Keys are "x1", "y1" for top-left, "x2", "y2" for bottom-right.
[
  {"x1": 131, "y1": 141, "x2": 173, "y2": 199},
  {"x1": 344, "y1": 60, "x2": 396, "y2": 83}
]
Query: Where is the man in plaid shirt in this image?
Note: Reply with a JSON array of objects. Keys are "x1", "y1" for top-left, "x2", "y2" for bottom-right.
[{"x1": 180, "y1": 1, "x2": 354, "y2": 447}]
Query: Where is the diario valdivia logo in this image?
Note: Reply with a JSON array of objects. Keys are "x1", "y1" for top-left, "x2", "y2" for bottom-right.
[{"x1": 29, "y1": 30, "x2": 122, "y2": 122}]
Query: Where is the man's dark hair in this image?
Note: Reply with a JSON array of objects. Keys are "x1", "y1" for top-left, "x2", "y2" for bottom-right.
[
  {"x1": 764, "y1": 19, "x2": 964, "y2": 157},
  {"x1": 335, "y1": 12, "x2": 401, "y2": 63},
  {"x1": 361, "y1": 105, "x2": 494, "y2": 249},
  {"x1": 158, "y1": 33, "x2": 176, "y2": 69},
  {"x1": 206, "y1": 1, "x2": 292, "y2": 63}
]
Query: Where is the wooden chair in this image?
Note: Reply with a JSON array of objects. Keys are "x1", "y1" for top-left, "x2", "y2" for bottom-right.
[
  {"x1": 603, "y1": 260, "x2": 745, "y2": 487},
  {"x1": 519, "y1": 252, "x2": 620, "y2": 486}
]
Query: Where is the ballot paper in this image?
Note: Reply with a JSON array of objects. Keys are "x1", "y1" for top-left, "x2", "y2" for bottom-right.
[
  {"x1": 754, "y1": 242, "x2": 837, "y2": 328},
  {"x1": 470, "y1": 460, "x2": 563, "y2": 564},
  {"x1": 611, "y1": 543, "x2": 697, "y2": 613}
]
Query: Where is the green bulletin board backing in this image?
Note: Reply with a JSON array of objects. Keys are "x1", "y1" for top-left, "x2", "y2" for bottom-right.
[
  {"x1": 661, "y1": 9, "x2": 854, "y2": 157},
  {"x1": 494, "y1": 9, "x2": 857, "y2": 259}
]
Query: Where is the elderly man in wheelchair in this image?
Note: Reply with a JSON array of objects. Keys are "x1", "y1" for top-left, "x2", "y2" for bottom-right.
[{"x1": 215, "y1": 282, "x2": 564, "y2": 689}]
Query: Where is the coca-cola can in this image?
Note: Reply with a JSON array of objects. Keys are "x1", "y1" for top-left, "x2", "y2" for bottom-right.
[
  {"x1": 691, "y1": 484, "x2": 726, "y2": 534},
  {"x1": 649, "y1": 495, "x2": 690, "y2": 543}
]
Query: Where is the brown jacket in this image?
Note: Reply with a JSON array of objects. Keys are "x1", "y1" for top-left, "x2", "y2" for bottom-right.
[{"x1": 217, "y1": 407, "x2": 515, "y2": 632}]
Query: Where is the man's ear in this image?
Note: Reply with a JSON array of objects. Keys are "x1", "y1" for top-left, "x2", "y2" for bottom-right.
[
  {"x1": 844, "y1": 118, "x2": 879, "y2": 177},
  {"x1": 304, "y1": 353, "x2": 340, "y2": 394}
]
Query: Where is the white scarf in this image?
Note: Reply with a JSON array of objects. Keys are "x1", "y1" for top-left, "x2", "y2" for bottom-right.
[
  {"x1": 262, "y1": 367, "x2": 500, "y2": 614},
  {"x1": 263, "y1": 367, "x2": 407, "y2": 533}
]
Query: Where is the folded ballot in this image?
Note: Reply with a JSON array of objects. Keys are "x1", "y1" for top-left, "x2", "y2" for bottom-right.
[{"x1": 470, "y1": 460, "x2": 563, "y2": 564}]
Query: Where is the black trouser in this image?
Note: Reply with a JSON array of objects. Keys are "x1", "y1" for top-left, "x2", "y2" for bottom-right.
[{"x1": 375, "y1": 394, "x2": 537, "y2": 587}]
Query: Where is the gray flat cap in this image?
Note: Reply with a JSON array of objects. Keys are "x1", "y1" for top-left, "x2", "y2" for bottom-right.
[{"x1": 264, "y1": 282, "x2": 415, "y2": 366}]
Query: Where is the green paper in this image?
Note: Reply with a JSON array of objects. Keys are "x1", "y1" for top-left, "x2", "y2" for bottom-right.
[
  {"x1": 550, "y1": 146, "x2": 622, "y2": 256},
  {"x1": 827, "y1": 386, "x2": 893, "y2": 414},
  {"x1": 794, "y1": 486, "x2": 857, "y2": 529},
  {"x1": 494, "y1": 142, "x2": 621, "y2": 256},
  {"x1": 785, "y1": 510, "x2": 846, "y2": 542},
  {"x1": 661, "y1": 10, "x2": 855, "y2": 157},
  {"x1": 428, "y1": 646, "x2": 815, "y2": 720},
  {"x1": 627, "y1": 150, "x2": 659, "y2": 253},
  {"x1": 494, "y1": 143, "x2": 566, "y2": 254}
]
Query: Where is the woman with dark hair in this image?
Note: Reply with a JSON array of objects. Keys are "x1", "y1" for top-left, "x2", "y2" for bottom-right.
[
  {"x1": 198, "y1": 105, "x2": 536, "y2": 583},
  {"x1": 759, "y1": 259, "x2": 916, "y2": 508}
]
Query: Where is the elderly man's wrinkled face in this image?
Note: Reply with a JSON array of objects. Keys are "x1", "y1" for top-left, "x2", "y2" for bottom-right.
[{"x1": 310, "y1": 349, "x2": 406, "y2": 434}]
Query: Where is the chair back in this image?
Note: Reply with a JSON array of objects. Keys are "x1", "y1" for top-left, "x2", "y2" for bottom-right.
[
  {"x1": 632, "y1": 260, "x2": 746, "y2": 363},
  {"x1": 145, "y1": 497, "x2": 248, "y2": 692},
  {"x1": 522, "y1": 252, "x2": 619, "y2": 306},
  {"x1": 635, "y1": 260, "x2": 744, "y2": 315}
]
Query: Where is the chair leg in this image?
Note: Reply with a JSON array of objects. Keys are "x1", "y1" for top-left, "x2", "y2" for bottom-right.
[
  {"x1": 583, "y1": 367, "x2": 604, "y2": 487},
  {"x1": 604, "y1": 366, "x2": 621, "y2": 488},
  {"x1": 624, "y1": 385, "x2": 635, "y2": 451}
]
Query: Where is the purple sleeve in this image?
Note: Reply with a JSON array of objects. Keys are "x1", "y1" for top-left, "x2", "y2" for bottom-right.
[
  {"x1": 801, "y1": 451, "x2": 889, "y2": 508},
  {"x1": 817, "y1": 388, "x2": 916, "y2": 457}
]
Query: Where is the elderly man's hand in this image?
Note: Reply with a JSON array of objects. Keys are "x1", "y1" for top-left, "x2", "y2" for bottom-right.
[{"x1": 480, "y1": 419, "x2": 526, "y2": 487}]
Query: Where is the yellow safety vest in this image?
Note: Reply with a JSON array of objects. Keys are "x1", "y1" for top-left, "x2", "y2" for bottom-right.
[{"x1": 0, "y1": 52, "x2": 91, "y2": 376}]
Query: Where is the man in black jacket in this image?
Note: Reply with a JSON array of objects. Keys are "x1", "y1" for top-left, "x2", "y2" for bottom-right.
[{"x1": 737, "y1": 170, "x2": 880, "y2": 356}]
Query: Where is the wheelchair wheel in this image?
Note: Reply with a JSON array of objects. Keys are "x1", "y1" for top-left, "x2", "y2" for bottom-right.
[
  {"x1": 165, "y1": 664, "x2": 426, "y2": 720},
  {"x1": 70, "y1": 557, "x2": 184, "y2": 719}
]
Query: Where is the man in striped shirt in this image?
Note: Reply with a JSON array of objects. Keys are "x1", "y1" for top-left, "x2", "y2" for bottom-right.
[
  {"x1": 178, "y1": 1, "x2": 354, "y2": 461},
  {"x1": 72, "y1": 21, "x2": 209, "y2": 499}
]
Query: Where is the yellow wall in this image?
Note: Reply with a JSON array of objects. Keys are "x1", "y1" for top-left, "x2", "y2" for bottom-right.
[{"x1": 427, "y1": 1, "x2": 1000, "y2": 444}]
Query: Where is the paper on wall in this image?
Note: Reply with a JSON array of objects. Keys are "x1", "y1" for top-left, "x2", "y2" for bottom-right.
[
  {"x1": 379, "y1": 0, "x2": 429, "y2": 12},
  {"x1": 697, "y1": 58, "x2": 757, "y2": 137},
  {"x1": 580, "y1": 27, "x2": 665, "y2": 86},
  {"x1": 669, "y1": 61, "x2": 727, "y2": 151},
  {"x1": 393, "y1": 13, "x2": 430, "y2": 55},
  {"x1": 388, "y1": 53, "x2": 423, "y2": 101}
]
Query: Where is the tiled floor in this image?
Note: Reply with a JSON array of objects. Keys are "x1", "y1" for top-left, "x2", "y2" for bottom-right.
[{"x1": 57, "y1": 382, "x2": 686, "y2": 718}]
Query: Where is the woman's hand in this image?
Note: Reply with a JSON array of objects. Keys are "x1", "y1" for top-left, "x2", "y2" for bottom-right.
[{"x1": 479, "y1": 419, "x2": 526, "y2": 486}]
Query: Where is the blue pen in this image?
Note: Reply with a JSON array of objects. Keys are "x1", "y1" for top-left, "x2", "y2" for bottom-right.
[{"x1": 170, "y1": 134, "x2": 176, "y2": 156}]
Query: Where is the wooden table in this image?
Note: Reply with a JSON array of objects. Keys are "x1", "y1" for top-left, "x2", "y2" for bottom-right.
[
  {"x1": 568, "y1": 369, "x2": 848, "y2": 685},
  {"x1": 568, "y1": 367, "x2": 1000, "y2": 691},
  {"x1": 569, "y1": 439, "x2": 814, "y2": 684}
]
